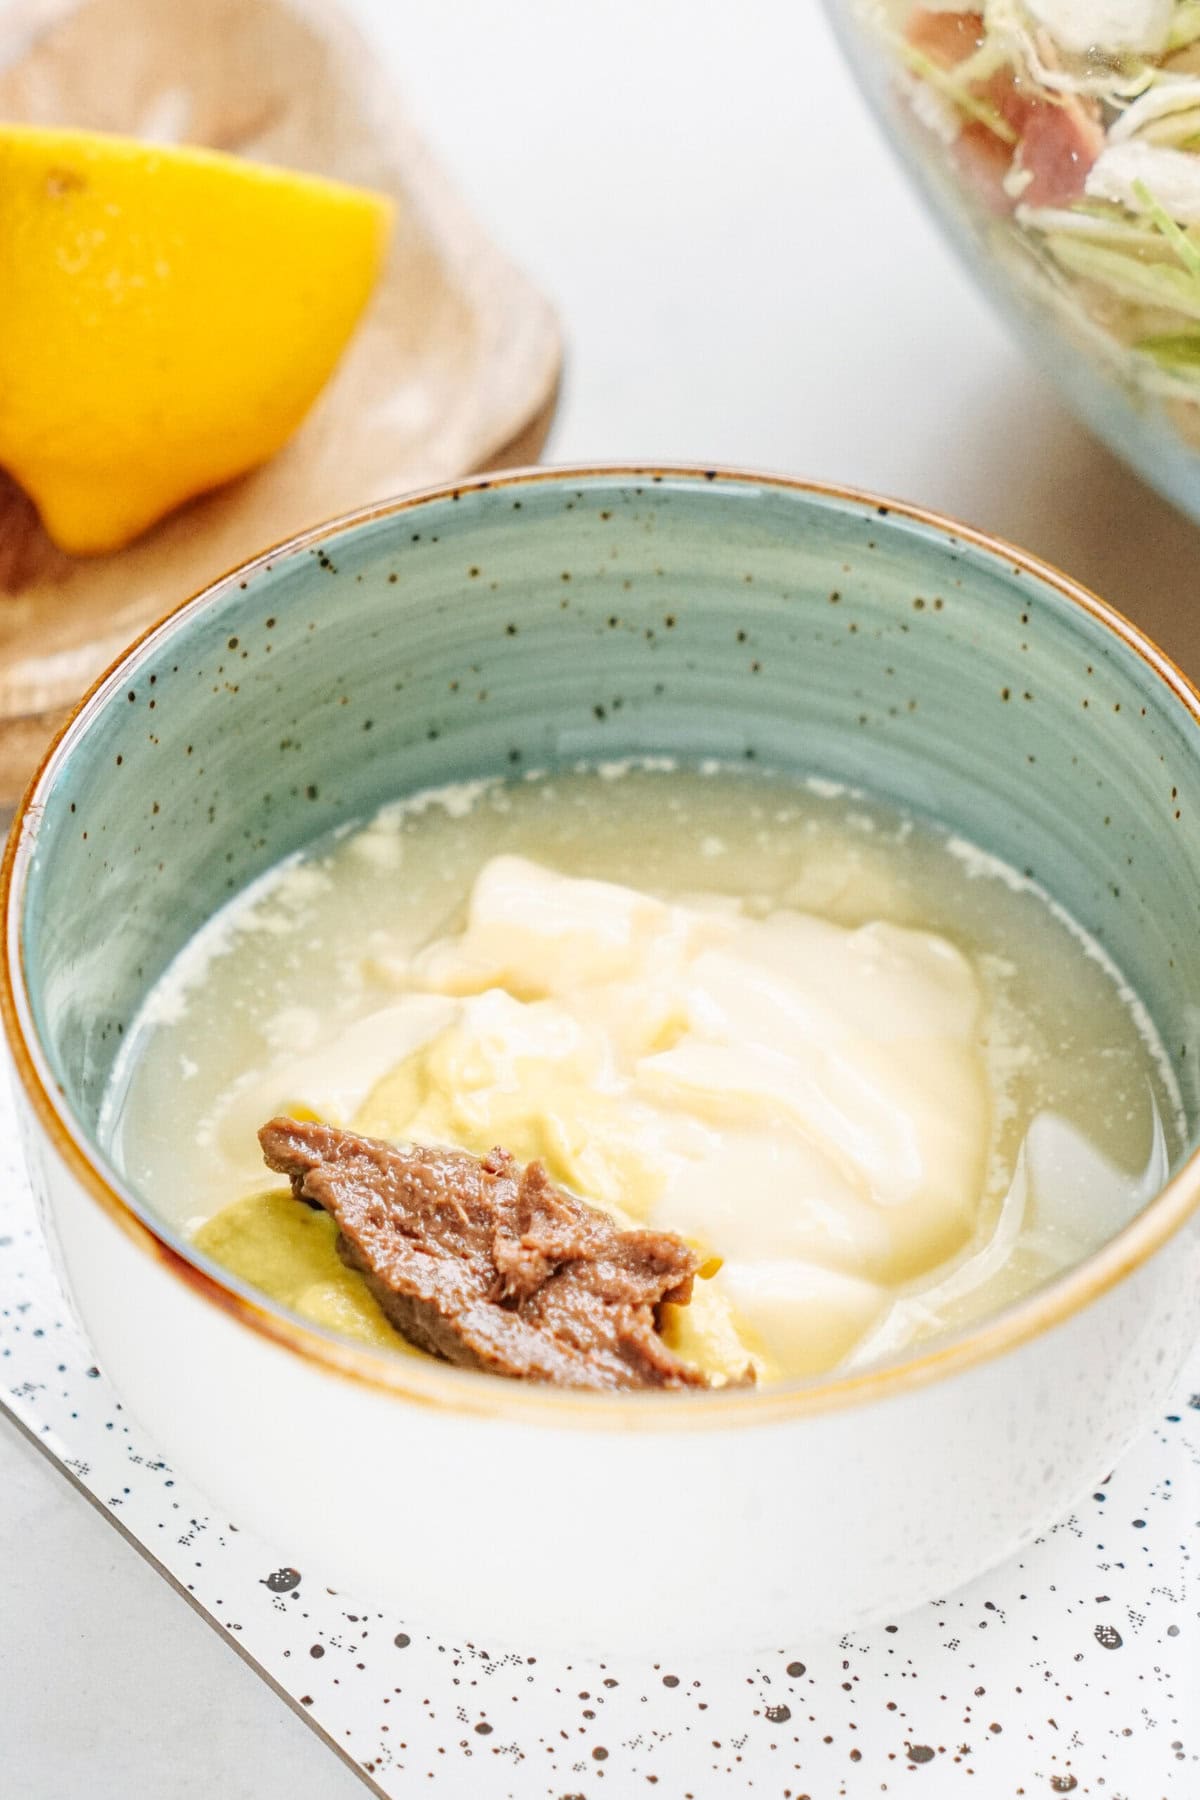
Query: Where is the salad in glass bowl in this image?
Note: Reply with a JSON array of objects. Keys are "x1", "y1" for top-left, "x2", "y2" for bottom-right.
[{"x1": 829, "y1": 0, "x2": 1200, "y2": 520}]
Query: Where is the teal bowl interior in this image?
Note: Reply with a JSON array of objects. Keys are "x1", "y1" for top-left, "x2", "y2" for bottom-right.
[{"x1": 13, "y1": 469, "x2": 1200, "y2": 1185}]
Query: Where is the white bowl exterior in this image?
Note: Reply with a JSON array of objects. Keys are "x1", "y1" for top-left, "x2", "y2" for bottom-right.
[{"x1": 28, "y1": 1082, "x2": 1200, "y2": 1656}]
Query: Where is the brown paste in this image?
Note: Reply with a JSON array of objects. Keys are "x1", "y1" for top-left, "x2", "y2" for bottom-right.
[{"x1": 258, "y1": 1117, "x2": 725, "y2": 1390}]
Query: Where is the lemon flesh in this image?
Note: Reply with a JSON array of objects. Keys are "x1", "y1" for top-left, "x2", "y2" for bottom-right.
[{"x1": 0, "y1": 125, "x2": 393, "y2": 554}]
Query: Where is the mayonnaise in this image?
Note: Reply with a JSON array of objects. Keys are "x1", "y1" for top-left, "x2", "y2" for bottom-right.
[{"x1": 256, "y1": 856, "x2": 990, "y2": 1378}]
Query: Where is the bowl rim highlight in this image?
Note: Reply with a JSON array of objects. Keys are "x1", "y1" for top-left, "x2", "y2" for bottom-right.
[{"x1": 4, "y1": 462, "x2": 1199, "y2": 1431}]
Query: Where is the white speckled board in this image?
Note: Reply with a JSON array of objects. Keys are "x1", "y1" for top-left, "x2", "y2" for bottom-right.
[{"x1": 0, "y1": 1059, "x2": 1195, "y2": 1800}]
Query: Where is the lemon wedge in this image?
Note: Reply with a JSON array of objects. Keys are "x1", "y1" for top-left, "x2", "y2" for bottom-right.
[{"x1": 0, "y1": 125, "x2": 393, "y2": 554}]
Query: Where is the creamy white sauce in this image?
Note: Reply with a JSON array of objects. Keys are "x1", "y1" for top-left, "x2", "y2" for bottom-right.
[
  {"x1": 103, "y1": 764, "x2": 1182, "y2": 1382},
  {"x1": 333, "y1": 855, "x2": 990, "y2": 1374}
]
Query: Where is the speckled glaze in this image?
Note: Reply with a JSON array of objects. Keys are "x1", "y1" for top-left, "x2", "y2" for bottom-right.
[{"x1": 4, "y1": 467, "x2": 1200, "y2": 1654}]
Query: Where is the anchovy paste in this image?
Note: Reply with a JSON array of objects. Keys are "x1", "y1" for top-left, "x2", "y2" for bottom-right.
[{"x1": 258, "y1": 1116, "x2": 735, "y2": 1390}]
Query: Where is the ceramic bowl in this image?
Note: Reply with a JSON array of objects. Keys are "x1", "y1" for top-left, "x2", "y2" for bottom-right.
[{"x1": 4, "y1": 467, "x2": 1200, "y2": 1655}]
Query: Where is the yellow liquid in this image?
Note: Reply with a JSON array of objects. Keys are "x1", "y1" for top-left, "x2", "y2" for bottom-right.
[{"x1": 102, "y1": 764, "x2": 1180, "y2": 1382}]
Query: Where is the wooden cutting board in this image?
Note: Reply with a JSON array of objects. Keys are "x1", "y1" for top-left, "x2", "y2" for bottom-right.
[{"x1": 0, "y1": 0, "x2": 562, "y2": 805}]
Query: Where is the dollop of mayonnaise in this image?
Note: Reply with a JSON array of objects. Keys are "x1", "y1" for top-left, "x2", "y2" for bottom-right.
[
  {"x1": 240, "y1": 856, "x2": 990, "y2": 1378},
  {"x1": 390, "y1": 859, "x2": 989, "y2": 1375}
]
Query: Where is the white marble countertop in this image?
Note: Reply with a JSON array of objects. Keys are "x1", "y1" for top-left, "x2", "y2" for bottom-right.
[{"x1": 3, "y1": 4, "x2": 1199, "y2": 1795}]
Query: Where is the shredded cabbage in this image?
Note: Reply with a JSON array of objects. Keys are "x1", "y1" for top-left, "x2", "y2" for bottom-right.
[
  {"x1": 1017, "y1": 202, "x2": 1163, "y2": 247},
  {"x1": 983, "y1": 0, "x2": 1158, "y2": 98},
  {"x1": 1044, "y1": 230, "x2": 1200, "y2": 317},
  {"x1": 1110, "y1": 77, "x2": 1200, "y2": 145},
  {"x1": 1168, "y1": 0, "x2": 1200, "y2": 50},
  {"x1": 1133, "y1": 174, "x2": 1200, "y2": 268},
  {"x1": 899, "y1": 41, "x2": 1018, "y2": 141},
  {"x1": 887, "y1": 0, "x2": 1200, "y2": 440},
  {"x1": 1135, "y1": 328, "x2": 1200, "y2": 367}
]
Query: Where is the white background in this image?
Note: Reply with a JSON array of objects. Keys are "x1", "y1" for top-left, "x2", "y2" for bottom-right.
[{"x1": 3, "y1": 4, "x2": 1198, "y2": 1795}]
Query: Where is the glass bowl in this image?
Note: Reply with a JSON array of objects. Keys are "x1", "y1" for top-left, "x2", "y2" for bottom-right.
[{"x1": 826, "y1": 0, "x2": 1200, "y2": 523}]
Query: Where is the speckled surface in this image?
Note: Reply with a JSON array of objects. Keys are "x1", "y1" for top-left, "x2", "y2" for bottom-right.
[
  {"x1": 24, "y1": 472, "x2": 1200, "y2": 1160},
  {"x1": 0, "y1": 1056, "x2": 1194, "y2": 1798}
]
